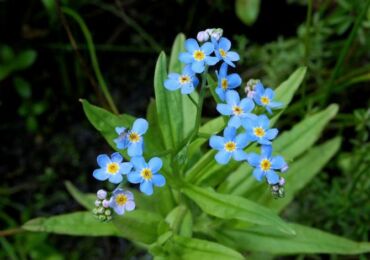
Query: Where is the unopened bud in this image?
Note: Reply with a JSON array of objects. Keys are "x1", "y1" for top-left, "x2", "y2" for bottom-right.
[
  {"x1": 98, "y1": 215, "x2": 106, "y2": 221},
  {"x1": 105, "y1": 209, "x2": 112, "y2": 216},
  {"x1": 102, "y1": 199, "x2": 110, "y2": 208},
  {"x1": 279, "y1": 177, "x2": 286, "y2": 186},
  {"x1": 95, "y1": 200, "x2": 101, "y2": 207},
  {"x1": 97, "y1": 206, "x2": 105, "y2": 214},
  {"x1": 97, "y1": 189, "x2": 107, "y2": 200},
  {"x1": 197, "y1": 31, "x2": 209, "y2": 42},
  {"x1": 281, "y1": 164, "x2": 289, "y2": 173}
]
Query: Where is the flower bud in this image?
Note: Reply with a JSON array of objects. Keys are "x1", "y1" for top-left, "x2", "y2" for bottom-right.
[
  {"x1": 95, "y1": 200, "x2": 101, "y2": 207},
  {"x1": 102, "y1": 199, "x2": 110, "y2": 208},
  {"x1": 97, "y1": 206, "x2": 105, "y2": 214},
  {"x1": 281, "y1": 164, "x2": 289, "y2": 173},
  {"x1": 98, "y1": 215, "x2": 107, "y2": 221},
  {"x1": 197, "y1": 31, "x2": 209, "y2": 42},
  {"x1": 97, "y1": 189, "x2": 107, "y2": 200},
  {"x1": 105, "y1": 209, "x2": 112, "y2": 216},
  {"x1": 279, "y1": 177, "x2": 286, "y2": 186}
]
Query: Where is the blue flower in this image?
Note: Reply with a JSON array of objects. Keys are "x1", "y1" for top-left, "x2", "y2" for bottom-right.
[
  {"x1": 212, "y1": 37, "x2": 240, "y2": 67},
  {"x1": 253, "y1": 82, "x2": 283, "y2": 114},
  {"x1": 93, "y1": 152, "x2": 133, "y2": 184},
  {"x1": 247, "y1": 145, "x2": 287, "y2": 184},
  {"x1": 127, "y1": 157, "x2": 166, "y2": 196},
  {"x1": 216, "y1": 90, "x2": 255, "y2": 128},
  {"x1": 109, "y1": 188, "x2": 135, "y2": 215},
  {"x1": 216, "y1": 62, "x2": 242, "y2": 101},
  {"x1": 164, "y1": 65, "x2": 199, "y2": 94},
  {"x1": 114, "y1": 118, "x2": 148, "y2": 157},
  {"x1": 209, "y1": 126, "x2": 250, "y2": 165},
  {"x1": 179, "y1": 38, "x2": 219, "y2": 73},
  {"x1": 242, "y1": 114, "x2": 278, "y2": 145}
]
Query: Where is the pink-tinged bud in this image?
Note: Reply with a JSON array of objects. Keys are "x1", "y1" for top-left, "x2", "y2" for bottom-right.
[
  {"x1": 197, "y1": 31, "x2": 209, "y2": 42},
  {"x1": 281, "y1": 164, "x2": 289, "y2": 173},
  {"x1": 102, "y1": 199, "x2": 110, "y2": 208},
  {"x1": 97, "y1": 189, "x2": 107, "y2": 200},
  {"x1": 95, "y1": 200, "x2": 101, "y2": 207},
  {"x1": 279, "y1": 177, "x2": 286, "y2": 186}
]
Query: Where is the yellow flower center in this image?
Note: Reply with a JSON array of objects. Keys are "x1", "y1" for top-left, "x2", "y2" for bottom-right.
[
  {"x1": 140, "y1": 168, "x2": 153, "y2": 181},
  {"x1": 219, "y1": 48, "x2": 227, "y2": 58},
  {"x1": 221, "y1": 78, "x2": 228, "y2": 90},
  {"x1": 253, "y1": 127, "x2": 265, "y2": 137},
  {"x1": 260, "y1": 159, "x2": 271, "y2": 171},
  {"x1": 232, "y1": 106, "x2": 243, "y2": 116},
  {"x1": 224, "y1": 141, "x2": 236, "y2": 152},
  {"x1": 261, "y1": 96, "x2": 270, "y2": 105},
  {"x1": 115, "y1": 194, "x2": 128, "y2": 206},
  {"x1": 179, "y1": 75, "x2": 191, "y2": 84},
  {"x1": 107, "y1": 162, "x2": 120, "y2": 175},
  {"x1": 129, "y1": 132, "x2": 140, "y2": 143},
  {"x1": 193, "y1": 50, "x2": 205, "y2": 61}
]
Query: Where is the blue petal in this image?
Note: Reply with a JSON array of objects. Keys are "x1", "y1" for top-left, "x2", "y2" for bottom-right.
[
  {"x1": 247, "y1": 153, "x2": 261, "y2": 167},
  {"x1": 266, "y1": 106, "x2": 273, "y2": 114},
  {"x1": 266, "y1": 170, "x2": 279, "y2": 184},
  {"x1": 191, "y1": 61, "x2": 205, "y2": 73},
  {"x1": 183, "y1": 65, "x2": 194, "y2": 76},
  {"x1": 216, "y1": 103, "x2": 233, "y2": 115},
  {"x1": 219, "y1": 62, "x2": 228, "y2": 77},
  {"x1": 235, "y1": 133, "x2": 250, "y2": 148},
  {"x1": 192, "y1": 76, "x2": 199, "y2": 87},
  {"x1": 253, "y1": 168, "x2": 264, "y2": 182},
  {"x1": 185, "y1": 38, "x2": 199, "y2": 53},
  {"x1": 254, "y1": 82, "x2": 265, "y2": 95},
  {"x1": 164, "y1": 78, "x2": 181, "y2": 91},
  {"x1": 218, "y1": 37, "x2": 231, "y2": 51},
  {"x1": 227, "y1": 74, "x2": 242, "y2": 88},
  {"x1": 179, "y1": 52, "x2": 193, "y2": 63},
  {"x1": 233, "y1": 150, "x2": 248, "y2": 161},
  {"x1": 128, "y1": 142, "x2": 143, "y2": 157},
  {"x1": 225, "y1": 90, "x2": 240, "y2": 105},
  {"x1": 271, "y1": 156, "x2": 286, "y2": 170},
  {"x1": 152, "y1": 174, "x2": 166, "y2": 187},
  {"x1": 223, "y1": 126, "x2": 237, "y2": 140},
  {"x1": 205, "y1": 56, "x2": 219, "y2": 65},
  {"x1": 97, "y1": 154, "x2": 110, "y2": 167},
  {"x1": 131, "y1": 156, "x2": 147, "y2": 170},
  {"x1": 227, "y1": 51, "x2": 240, "y2": 61},
  {"x1": 215, "y1": 87, "x2": 226, "y2": 101},
  {"x1": 93, "y1": 169, "x2": 109, "y2": 181},
  {"x1": 115, "y1": 127, "x2": 126, "y2": 135},
  {"x1": 120, "y1": 162, "x2": 133, "y2": 174},
  {"x1": 114, "y1": 138, "x2": 128, "y2": 149},
  {"x1": 140, "y1": 181, "x2": 153, "y2": 195},
  {"x1": 239, "y1": 98, "x2": 255, "y2": 113},
  {"x1": 269, "y1": 101, "x2": 283, "y2": 109},
  {"x1": 111, "y1": 152, "x2": 123, "y2": 163},
  {"x1": 123, "y1": 190, "x2": 134, "y2": 200},
  {"x1": 261, "y1": 145, "x2": 272, "y2": 158},
  {"x1": 241, "y1": 116, "x2": 256, "y2": 130},
  {"x1": 125, "y1": 201, "x2": 135, "y2": 211},
  {"x1": 258, "y1": 138, "x2": 272, "y2": 145},
  {"x1": 181, "y1": 84, "x2": 195, "y2": 94},
  {"x1": 148, "y1": 157, "x2": 162, "y2": 173},
  {"x1": 265, "y1": 88, "x2": 275, "y2": 99},
  {"x1": 253, "y1": 93, "x2": 263, "y2": 106},
  {"x1": 132, "y1": 118, "x2": 148, "y2": 135},
  {"x1": 127, "y1": 172, "x2": 142, "y2": 184},
  {"x1": 215, "y1": 150, "x2": 232, "y2": 165},
  {"x1": 113, "y1": 205, "x2": 125, "y2": 215},
  {"x1": 228, "y1": 116, "x2": 242, "y2": 128},
  {"x1": 245, "y1": 132, "x2": 257, "y2": 142},
  {"x1": 265, "y1": 128, "x2": 278, "y2": 140},
  {"x1": 257, "y1": 115, "x2": 270, "y2": 128},
  {"x1": 109, "y1": 173, "x2": 123, "y2": 184},
  {"x1": 168, "y1": 73, "x2": 179, "y2": 80},
  {"x1": 209, "y1": 135, "x2": 224, "y2": 150},
  {"x1": 201, "y1": 42, "x2": 214, "y2": 55},
  {"x1": 224, "y1": 59, "x2": 236, "y2": 68}
]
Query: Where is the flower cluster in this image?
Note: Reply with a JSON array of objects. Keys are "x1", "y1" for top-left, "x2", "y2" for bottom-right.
[
  {"x1": 91, "y1": 118, "x2": 166, "y2": 219},
  {"x1": 164, "y1": 29, "x2": 288, "y2": 193}
]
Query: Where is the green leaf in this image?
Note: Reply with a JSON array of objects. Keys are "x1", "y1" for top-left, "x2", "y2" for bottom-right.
[
  {"x1": 169, "y1": 33, "x2": 185, "y2": 73},
  {"x1": 81, "y1": 99, "x2": 134, "y2": 151},
  {"x1": 22, "y1": 212, "x2": 120, "y2": 236},
  {"x1": 219, "y1": 104, "x2": 339, "y2": 195},
  {"x1": 235, "y1": 0, "x2": 261, "y2": 26},
  {"x1": 146, "y1": 99, "x2": 166, "y2": 156},
  {"x1": 166, "y1": 236, "x2": 244, "y2": 260},
  {"x1": 165, "y1": 206, "x2": 192, "y2": 237},
  {"x1": 183, "y1": 184, "x2": 295, "y2": 235},
  {"x1": 248, "y1": 137, "x2": 342, "y2": 211},
  {"x1": 13, "y1": 50, "x2": 37, "y2": 71},
  {"x1": 13, "y1": 77, "x2": 31, "y2": 98},
  {"x1": 217, "y1": 223, "x2": 370, "y2": 255},
  {"x1": 65, "y1": 181, "x2": 95, "y2": 210}
]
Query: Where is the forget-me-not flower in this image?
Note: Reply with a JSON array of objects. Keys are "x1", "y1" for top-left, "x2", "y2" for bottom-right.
[
  {"x1": 93, "y1": 152, "x2": 132, "y2": 184},
  {"x1": 242, "y1": 114, "x2": 278, "y2": 145},
  {"x1": 216, "y1": 62, "x2": 242, "y2": 101},
  {"x1": 212, "y1": 37, "x2": 240, "y2": 67},
  {"x1": 209, "y1": 126, "x2": 250, "y2": 164},
  {"x1": 253, "y1": 82, "x2": 283, "y2": 114},
  {"x1": 114, "y1": 118, "x2": 148, "y2": 157},
  {"x1": 179, "y1": 38, "x2": 219, "y2": 73},
  {"x1": 164, "y1": 65, "x2": 199, "y2": 94},
  {"x1": 127, "y1": 156, "x2": 166, "y2": 196},
  {"x1": 109, "y1": 188, "x2": 135, "y2": 215},
  {"x1": 247, "y1": 145, "x2": 287, "y2": 184},
  {"x1": 216, "y1": 90, "x2": 255, "y2": 128}
]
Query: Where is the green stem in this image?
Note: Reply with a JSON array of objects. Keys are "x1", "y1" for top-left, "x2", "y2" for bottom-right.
[
  {"x1": 61, "y1": 7, "x2": 119, "y2": 115},
  {"x1": 0, "y1": 228, "x2": 24, "y2": 237},
  {"x1": 321, "y1": 0, "x2": 370, "y2": 105},
  {"x1": 187, "y1": 94, "x2": 198, "y2": 107}
]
